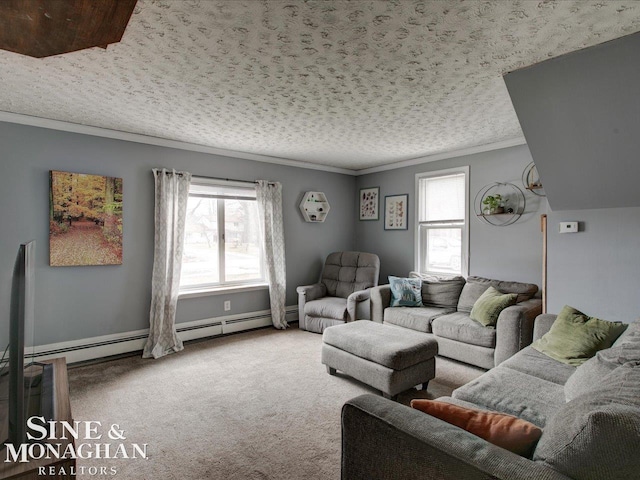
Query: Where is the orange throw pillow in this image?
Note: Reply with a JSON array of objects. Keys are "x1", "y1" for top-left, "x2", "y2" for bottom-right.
[{"x1": 410, "y1": 399, "x2": 542, "y2": 457}]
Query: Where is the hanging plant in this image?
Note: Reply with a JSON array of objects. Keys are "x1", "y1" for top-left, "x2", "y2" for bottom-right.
[{"x1": 482, "y1": 194, "x2": 504, "y2": 214}]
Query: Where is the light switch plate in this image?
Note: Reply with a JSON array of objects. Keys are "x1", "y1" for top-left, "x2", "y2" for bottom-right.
[{"x1": 559, "y1": 221, "x2": 578, "y2": 233}]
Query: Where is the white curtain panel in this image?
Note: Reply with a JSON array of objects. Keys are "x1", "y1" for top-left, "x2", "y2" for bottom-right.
[
  {"x1": 256, "y1": 180, "x2": 288, "y2": 329},
  {"x1": 143, "y1": 168, "x2": 192, "y2": 359}
]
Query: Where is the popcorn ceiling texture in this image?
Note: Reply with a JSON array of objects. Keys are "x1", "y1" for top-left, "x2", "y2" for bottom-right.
[{"x1": 0, "y1": 0, "x2": 639, "y2": 170}]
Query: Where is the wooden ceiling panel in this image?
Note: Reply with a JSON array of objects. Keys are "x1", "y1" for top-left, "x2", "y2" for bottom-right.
[{"x1": 0, "y1": 0, "x2": 137, "y2": 58}]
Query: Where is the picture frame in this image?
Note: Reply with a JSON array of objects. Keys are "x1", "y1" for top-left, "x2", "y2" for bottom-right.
[
  {"x1": 359, "y1": 187, "x2": 379, "y2": 221},
  {"x1": 49, "y1": 170, "x2": 123, "y2": 266},
  {"x1": 384, "y1": 194, "x2": 408, "y2": 230}
]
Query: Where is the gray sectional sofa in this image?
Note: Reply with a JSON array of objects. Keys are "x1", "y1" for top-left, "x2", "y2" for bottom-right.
[
  {"x1": 342, "y1": 315, "x2": 640, "y2": 480},
  {"x1": 370, "y1": 274, "x2": 543, "y2": 369}
]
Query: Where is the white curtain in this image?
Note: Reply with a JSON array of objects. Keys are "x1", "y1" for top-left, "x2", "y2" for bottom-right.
[
  {"x1": 256, "y1": 180, "x2": 288, "y2": 329},
  {"x1": 143, "y1": 168, "x2": 192, "y2": 359}
]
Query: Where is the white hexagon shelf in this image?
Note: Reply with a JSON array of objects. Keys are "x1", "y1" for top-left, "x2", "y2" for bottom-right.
[{"x1": 299, "y1": 191, "x2": 330, "y2": 223}]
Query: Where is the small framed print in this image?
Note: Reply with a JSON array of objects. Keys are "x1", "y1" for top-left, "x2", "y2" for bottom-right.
[
  {"x1": 359, "y1": 187, "x2": 379, "y2": 221},
  {"x1": 384, "y1": 194, "x2": 408, "y2": 230}
]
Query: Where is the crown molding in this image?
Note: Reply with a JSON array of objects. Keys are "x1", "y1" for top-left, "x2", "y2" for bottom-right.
[
  {"x1": 354, "y1": 137, "x2": 528, "y2": 176},
  {"x1": 0, "y1": 111, "x2": 358, "y2": 176},
  {"x1": 0, "y1": 111, "x2": 527, "y2": 176}
]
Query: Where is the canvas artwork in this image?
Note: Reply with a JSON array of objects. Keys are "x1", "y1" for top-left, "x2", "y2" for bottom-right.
[
  {"x1": 359, "y1": 187, "x2": 379, "y2": 220},
  {"x1": 385, "y1": 194, "x2": 408, "y2": 230},
  {"x1": 49, "y1": 171, "x2": 123, "y2": 266}
]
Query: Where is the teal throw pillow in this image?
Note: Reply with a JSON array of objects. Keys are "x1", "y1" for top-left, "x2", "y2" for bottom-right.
[
  {"x1": 389, "y1": 276, "x2": 423, "y2": 307},
  {"x1": 469, "y1": 286, "x2": 518, "y2": 327},
  {"x1": 531, "y1": 305, "x2": 628, "y2": 366}
]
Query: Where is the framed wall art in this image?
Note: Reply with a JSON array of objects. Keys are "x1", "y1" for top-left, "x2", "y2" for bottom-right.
[
  {"x1": 49, "y1": 170, "x2": 123, "y2": 266},
  {"x1": 384, "y1": 194, "x2": 408, "y2": 230},
  {"x1": 359, "y1": 187, "x2": 379, "y2": 221}
]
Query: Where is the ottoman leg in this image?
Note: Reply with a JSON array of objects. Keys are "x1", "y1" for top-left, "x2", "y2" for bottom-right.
[
  {"x1": 382, "y1": 392, "x2": 398, "y2": 401},
  {"x1": 421, "y1": 381, "x2": 429, "y2": 391},
  {"x1": 327, "y1": 366, "x2": 337, "y2": 375}
]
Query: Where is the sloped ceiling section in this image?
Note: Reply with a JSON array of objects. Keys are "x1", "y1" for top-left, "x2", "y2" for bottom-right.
[{"x1": 504, "y1": 32, "x2": 640, "y2": 211}]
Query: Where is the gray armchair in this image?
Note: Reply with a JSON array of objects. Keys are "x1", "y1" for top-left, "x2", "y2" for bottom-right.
[{"x1": 296, "y1": 251, "x2": 380, "y2": 333}]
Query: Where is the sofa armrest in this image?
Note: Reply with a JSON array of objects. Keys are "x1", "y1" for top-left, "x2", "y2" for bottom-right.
[
  {"x1": 342, "y1": 394, "x2": 571, "y2": 480},
  {"x1": 494, "y1": 298, "x2": 542, "y2": 366},
  {"x1": 296, "y1": 283, "x2": 327, "y2": 329},
  {"x1": 346, "y1": 289, "x2": 372, "y2": 322},
  {"x1": 533, "y1": 314, "x2": 557, "y2": 341},
  {"x1": 369, "y1": 285, "x2": 391, "y2": 324}
]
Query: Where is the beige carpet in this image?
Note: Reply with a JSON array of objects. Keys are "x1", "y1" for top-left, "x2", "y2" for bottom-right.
[{"x1": 68, "y1": 324, "x2": 484, "y2": 480}]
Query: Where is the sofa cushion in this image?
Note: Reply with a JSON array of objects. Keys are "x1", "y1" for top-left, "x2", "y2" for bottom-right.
[
  {"x1": 409, "y1": 272, "x2": 465, "y2": 309},
  {"x1": 431, "y1": 312, "x2": 496, "y2": 348},
  {"x1": 322, "y1": 321, "x2": 438, "y2": 371},
  {"x1": 457, "y1": 276, "x2": 538, "y2": 313},
  {"x1": 534, "y1": 364, "x2": 640, "y2": 480},
  {"x1": 452, "y1": 367, "x2": 566, "y2": 427},
  {"x1": 469, "y1": 286, "x2": 518, "y2": 327},
  {"x1": 612, "y1": 317, "x2": 640, "y2": 347},
  {"x1": 410, "y1": 399, "x2": 543, "y2": 457},
  {"x1": 383, "y1": 306, "x2": 452, "y2": 333},
  {"x1": 565, "y1": 337, "x2": 640, "y2": 401},
  {"x1": 531, "y1": 305, "x2": 628, "y2": 366},
  {"x1": 500, "y1": 346, "x2": 576, "y2": 385},
  {"x1": 388, "y1": 276, "x2": 423, "y2": 307},
  {"x1": 305, "y1": 297, "x2": 347, "y2": 320}
]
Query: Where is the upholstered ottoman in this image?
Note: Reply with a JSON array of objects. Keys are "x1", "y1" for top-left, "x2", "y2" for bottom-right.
[{"x1": 322, "y1": 321, "x2": 437, "y2": 400}]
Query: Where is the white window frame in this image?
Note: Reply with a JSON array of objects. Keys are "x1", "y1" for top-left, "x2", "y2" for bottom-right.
[
  {"x1": 414, "y1": 166, "x2": 469, "y2": 277},
  {"x1": 179, "y1": 177, "x2": 267, "y2": 297}
]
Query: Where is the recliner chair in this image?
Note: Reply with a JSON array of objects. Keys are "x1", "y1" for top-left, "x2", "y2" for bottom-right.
[{"x1": 297, "y1": 251, "x2": 380, "y2": 333}]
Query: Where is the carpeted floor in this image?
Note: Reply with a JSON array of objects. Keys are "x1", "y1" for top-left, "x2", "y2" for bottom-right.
[{"x1": 68, "y1": 324, "x2": 484, "y2": 480}]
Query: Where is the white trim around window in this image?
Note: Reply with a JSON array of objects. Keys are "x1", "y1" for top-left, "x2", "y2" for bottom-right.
[
  {"x1": 414, "y1": 166, "x2": 470, "y2": 277},
  {"x1": 179, "y1": 177, "x2": 266, "y2": 295}
]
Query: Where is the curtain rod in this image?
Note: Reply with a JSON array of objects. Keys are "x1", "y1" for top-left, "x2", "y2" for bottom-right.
[
  {"x1": 192, "y1": 175, "x2": 279, "y2": 186},
  {"x1": 162, "y1": 171, "x2": 276, "y2": 185},
  {"x1": 192, "y1": 174, "x2": 258, "y2": 185}
]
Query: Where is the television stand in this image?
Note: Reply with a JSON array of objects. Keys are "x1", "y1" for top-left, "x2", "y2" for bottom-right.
[{"x1": 0, "y1": 357, "x2": 75, "y2": 480}]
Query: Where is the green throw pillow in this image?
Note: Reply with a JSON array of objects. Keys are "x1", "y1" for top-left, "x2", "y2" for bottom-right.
[
  {"x1": 388, "y1": 276, "x2": 423, "y2": 307},
  {"x1": 531, "y1": 305, "x2": 628, "y2": 366},
  {"x1": 469, "y1": 286, "x2": 517, "y2": 327}
]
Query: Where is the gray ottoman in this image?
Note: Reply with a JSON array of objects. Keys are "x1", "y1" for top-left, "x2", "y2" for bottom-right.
[{"x1": 322, "y1": 321, "x2": 437, "y2": 400}]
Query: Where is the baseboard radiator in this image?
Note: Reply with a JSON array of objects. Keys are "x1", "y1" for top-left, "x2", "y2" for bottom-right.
[{"x1": 25, "y1": 306, "x2": 299, "y2": 365}]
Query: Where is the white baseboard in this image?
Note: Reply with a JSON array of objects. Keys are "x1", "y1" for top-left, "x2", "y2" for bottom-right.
[{"x1": 27, "y1": 306, "x2": 299, "y2": 365}]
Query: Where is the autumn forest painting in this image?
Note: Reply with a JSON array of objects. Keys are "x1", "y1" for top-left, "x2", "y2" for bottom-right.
[{"x1": 49, "y1": 171, "x2": 123, "y2": 266}]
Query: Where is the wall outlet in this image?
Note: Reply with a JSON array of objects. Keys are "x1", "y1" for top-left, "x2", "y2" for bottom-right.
[
  {"x1": 559, "y1": 221, "x2": 579, "y2": 233},
  {"x1": 224, "y1": 300, "x2": 231, "y2": 311}
]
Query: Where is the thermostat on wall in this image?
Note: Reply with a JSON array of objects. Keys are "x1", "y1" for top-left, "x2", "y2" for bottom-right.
[{"x1": 559, "y1": 221, "x2": 578, "y2": 233}]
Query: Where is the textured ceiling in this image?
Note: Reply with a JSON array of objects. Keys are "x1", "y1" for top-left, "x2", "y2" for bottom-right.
[{"x1": 1, "y1": 1, "x2": 639, "y2": 171}]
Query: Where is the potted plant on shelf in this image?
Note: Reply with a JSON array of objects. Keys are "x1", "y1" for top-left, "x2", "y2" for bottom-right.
[{"x1": 482, "y1": 194, "x2": 504, "y2": 214}]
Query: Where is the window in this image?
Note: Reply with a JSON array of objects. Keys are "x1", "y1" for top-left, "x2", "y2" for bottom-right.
[
  {"x1": 415, "y1": 167, "x2": 469, "y2": 276},
  {"x1": 180, "y1": 179, "x2": 264, "y2": 292}
]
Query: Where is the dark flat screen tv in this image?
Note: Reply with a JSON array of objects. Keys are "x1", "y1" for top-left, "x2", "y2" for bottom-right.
[
  {"x1": 11, "y1": 240, "x2": 36, "y2": 446},
  {"x1": 1, "y1": 240, "x2": 53, "y2": 448}
]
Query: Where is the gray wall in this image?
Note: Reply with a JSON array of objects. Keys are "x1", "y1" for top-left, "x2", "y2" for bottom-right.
[
  {"x1": 546, "y1": 207, "x2": 640, "y2": 323},
  {"x1": 356, "y1": 142, "x2": 640, "y2": 325},
  {"x1": 505, "y1": 31, "x2": 640, "y2": 211},
  {"x1": 0, "y1": 122, "x2": 355, "y2": 345},
  {"x1": 355, "y1": 145, "x2": 547, "y2": 286},
  {"x1": 3, "y1": 118, "x2": 637, "y2": 347}
]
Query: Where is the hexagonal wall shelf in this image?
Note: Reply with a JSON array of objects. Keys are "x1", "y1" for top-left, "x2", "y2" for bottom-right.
[{"x1": 299, "y1": 191, "x2": 330, "y2": 223}]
